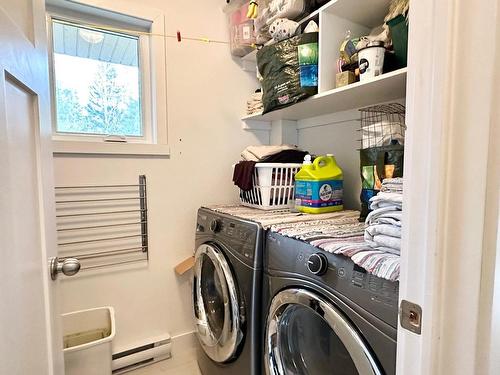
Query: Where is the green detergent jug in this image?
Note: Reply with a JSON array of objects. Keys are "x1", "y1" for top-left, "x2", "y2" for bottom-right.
[{"x1": 294, "y1": 154, "x2": 344, "y2": 213}]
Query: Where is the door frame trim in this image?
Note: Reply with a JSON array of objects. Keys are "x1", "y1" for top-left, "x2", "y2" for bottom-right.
[
  {"x1": 399, "y1": 0, "x2": 500, "y2": 373},
  {"x1": 0, "y1": 1, "x2": 63, "y2": 373}
]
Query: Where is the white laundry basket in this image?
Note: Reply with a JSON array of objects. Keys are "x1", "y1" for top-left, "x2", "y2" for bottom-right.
[
  {"x1": 239, "y1": 163, "x2": 302, "y2": 210},
  {"x1": 62, "y1": 306, "x2": 116, "y2": 375}
]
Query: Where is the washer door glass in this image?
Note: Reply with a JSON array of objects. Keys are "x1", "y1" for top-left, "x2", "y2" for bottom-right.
[
  {"x1": 278, "y1": 304, "x2": 359, "y2": 374},
  {"x1": 266, "y1": 288, "x2": 382, "y2": 375},
  {"x1": 193, "y1": 244, "x2": 242, "y2": 363},
  {"x1": 200, "y1": 255, "x2": 225, "y2": 339}
]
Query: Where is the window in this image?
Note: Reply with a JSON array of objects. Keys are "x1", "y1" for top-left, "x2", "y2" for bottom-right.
[
  {"x1": 52, "y1": 20, "x2": 142, "y2": 137},
  {"x1": 47, "y1": 0, "x2": 169, "y2": 155}
]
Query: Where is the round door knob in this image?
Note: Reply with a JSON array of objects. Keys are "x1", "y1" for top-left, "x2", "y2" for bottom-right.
[
  {"x1": 307, "y1": 253, "x2": 328, "y2": 276},
  {"x1": 60, "y1": 258, "x2": 81, "y2": 276},
  {"x1": 50, "y1": 257, "x2": 81, "y2": 280},
  {"x1": 209, "y1": 219, "x2": 222, "y2": 233}
]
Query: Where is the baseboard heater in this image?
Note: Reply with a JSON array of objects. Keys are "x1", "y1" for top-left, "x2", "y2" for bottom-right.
[{"x1": 112, "y1": 336, "x2": 172, "y2": 374}]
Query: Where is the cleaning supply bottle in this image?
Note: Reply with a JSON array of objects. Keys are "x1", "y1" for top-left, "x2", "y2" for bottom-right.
[{"x1": 294, "y1": 154, "x2": 343, "y2": 213}]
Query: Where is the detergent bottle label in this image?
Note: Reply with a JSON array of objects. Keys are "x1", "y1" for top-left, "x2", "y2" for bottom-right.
[{"x1": 295, "y1": 180, "x2": 343, "y2": 208}]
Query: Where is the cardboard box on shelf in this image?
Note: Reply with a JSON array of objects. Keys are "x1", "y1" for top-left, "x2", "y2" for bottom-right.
[{"x1": 336, "y1": 71, "x2": 356, "y2": 88}]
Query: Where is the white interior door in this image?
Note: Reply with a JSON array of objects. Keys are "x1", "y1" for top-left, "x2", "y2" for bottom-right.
[{"x1": 0, "y1": 1, "x2": 64, "y2": 374}]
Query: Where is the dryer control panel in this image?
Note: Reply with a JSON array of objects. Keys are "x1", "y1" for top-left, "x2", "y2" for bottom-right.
[{"x1": 266, "y1": 231, "x2": 399, "y2": 328}]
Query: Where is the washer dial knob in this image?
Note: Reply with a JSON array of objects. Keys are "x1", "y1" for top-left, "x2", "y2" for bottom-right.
[
  {"x1": 209, "y1": 219, "x2": 222, "y2": 233},
  {"x1": 307, "y1": 253, "x2": 328, "y2": 276}
]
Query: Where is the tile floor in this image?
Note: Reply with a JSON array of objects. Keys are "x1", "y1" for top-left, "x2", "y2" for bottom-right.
[{"x1": 127, "y1": 349, "x2": 201, "y2": 375}]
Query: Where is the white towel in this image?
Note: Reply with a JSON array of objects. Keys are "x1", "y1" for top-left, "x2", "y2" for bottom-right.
[
  {"x1": 373, "y1": 234, "x2": 401, "y2": 250},
  {"x1": 369, "y1": 192, "x2": 403, "y2": 210},
  {"x1": 241, "y1": 144, "x2": 298, "y2": 161},
  {"x1": 365, "y1": 223, "x2": 401, "y2": 239},
  {"x1": 361, "y1": 121, "x2": 406, "y2": 149},
  {"x1": 371, "y1": 246, "x2": 400, "y2": 255},
  {"x1": 366, "y1": 206, "x2": 403, "y2": 225}
]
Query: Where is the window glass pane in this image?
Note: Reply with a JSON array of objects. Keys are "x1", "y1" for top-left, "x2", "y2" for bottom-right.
[
  {"x1": 277, "y1": 305, "x2": 359, "y2": 375},
  {"x1": 52, "y1": 19, "x2": 142, "y2": 136}
]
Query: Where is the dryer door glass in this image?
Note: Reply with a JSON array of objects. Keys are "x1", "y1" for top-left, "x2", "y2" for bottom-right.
[
  {"x1": 266, "y1": 288, "x2": 382, "y2": 375},
  {"x1": 193, "y1": 244, "x2": 242, "y2": 363}
]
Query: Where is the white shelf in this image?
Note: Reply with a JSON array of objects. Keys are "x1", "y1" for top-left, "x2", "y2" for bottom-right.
[
  {"x1": 242, "y1": 68, "x2": 407, "y2": 122},
  {"x1": 239, "y1": 0, "x2": 390, "y2": 64}
]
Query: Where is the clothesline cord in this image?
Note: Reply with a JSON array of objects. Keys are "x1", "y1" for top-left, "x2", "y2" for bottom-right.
[{"x1": 54, "y1": 18, "x2": 230, "y2": 45}]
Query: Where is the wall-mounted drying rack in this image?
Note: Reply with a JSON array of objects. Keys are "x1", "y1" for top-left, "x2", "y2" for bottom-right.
[{"x1": 55, "y1": 175, "x2": 148, "y2": 272}]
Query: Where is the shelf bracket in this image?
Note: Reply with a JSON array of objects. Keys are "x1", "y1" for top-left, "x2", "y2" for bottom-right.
[
  {"x1": 270, "y1": 119, "x2": 298, "y2": 145},
  {"x1": 241, "y1": 119, "x2": 272, "y2": 131}
]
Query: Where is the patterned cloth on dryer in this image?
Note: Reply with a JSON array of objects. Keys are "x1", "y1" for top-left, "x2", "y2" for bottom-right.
[{"x1": 208, "y1": 205, "x2": 400, "y2": 281}]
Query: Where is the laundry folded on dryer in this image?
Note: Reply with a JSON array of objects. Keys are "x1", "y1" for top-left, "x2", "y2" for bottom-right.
[
  {"x1": 272, "y1": 216, "x2": 402, "y2": 281},
  {"x1": 364, "y1": 179, "x2": 404, "y2": 256},
  {"x1": 369, "y1": 192, "x2": 403, "y2": 210}
]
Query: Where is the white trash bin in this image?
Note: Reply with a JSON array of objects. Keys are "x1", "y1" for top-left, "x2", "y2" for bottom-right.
[{"x1": 62, "y1": 307, "x2": 116, "y2": 375}]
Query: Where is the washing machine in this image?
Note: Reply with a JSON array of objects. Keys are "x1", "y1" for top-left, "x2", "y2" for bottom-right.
[
  {"x1": 193, "y1": 208, "x2": 264, "y2": 375},
  {"x1": 263, "y1": 231, "x2": 399, "y2": 375}
]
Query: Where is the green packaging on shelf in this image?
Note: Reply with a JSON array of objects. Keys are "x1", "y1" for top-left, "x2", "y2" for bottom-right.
[
  {"x1": 386, "y1": 14, "x2": 408, "y2": 69},
  {"x1": 257, "y1": 32, "x2": 318, "y2": 114},
  {"x1": 359, "y1": 144, "x2": 404, "y2": 220}
]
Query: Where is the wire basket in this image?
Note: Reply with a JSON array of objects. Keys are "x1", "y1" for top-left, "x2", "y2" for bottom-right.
[
  {"x1": 359, "y1": 103, "x2": 406, "y2": 149},
  {"x1": 239, "y1": 163, "x2": 302, "y2": 210}
]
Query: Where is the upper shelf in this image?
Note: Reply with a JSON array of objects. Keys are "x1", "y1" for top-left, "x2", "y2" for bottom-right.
[
  {"x1": 240, "y1": 0, "x2": 391, "y2": 63},
  {"x1": 242, "y1": 68, "x2": 407, "y2": 122}
]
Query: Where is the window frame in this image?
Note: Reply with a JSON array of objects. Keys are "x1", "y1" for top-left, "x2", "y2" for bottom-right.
[{"x1": 46, "y1": 0, "x2": 169, "y2": 156}]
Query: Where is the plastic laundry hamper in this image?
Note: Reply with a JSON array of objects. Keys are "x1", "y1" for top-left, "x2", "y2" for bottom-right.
[
  {"x1": 62, "y1": 306, "x2": 116, "y2": 375},
  {"x1": 239, "y1": 163, "x2": 302, "y2": 210}
]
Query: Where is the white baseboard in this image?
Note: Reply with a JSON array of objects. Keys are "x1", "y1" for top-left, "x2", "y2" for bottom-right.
[
  {"x1": 112, "y1": 334, "x2": 172, "y2": 374},
  {"x1": 112, "y1": 331, "x2": 197, "y2": 374},
  {"x1": 171, "y1": 331, "x2": 197, "y2": 357}
]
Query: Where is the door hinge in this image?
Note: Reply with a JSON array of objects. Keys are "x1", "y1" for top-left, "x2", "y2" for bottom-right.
[{"x1": 400, "y1": 300, "x2": 422, "y2": 335}]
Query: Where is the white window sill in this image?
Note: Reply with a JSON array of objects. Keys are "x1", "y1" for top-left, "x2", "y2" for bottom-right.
[{"x1": 52, "y1": 140, "x2": 170, "y2": 156}]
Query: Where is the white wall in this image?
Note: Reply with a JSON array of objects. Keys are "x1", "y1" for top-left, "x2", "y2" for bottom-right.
[
  {"x1": 297, "y1": 111, "x2": 361, "y2": 210},
  {"x1": 53, "y1": 0, "x2": 267, "y2": 352}
]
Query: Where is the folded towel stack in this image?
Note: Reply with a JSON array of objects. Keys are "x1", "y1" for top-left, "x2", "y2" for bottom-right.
[
  {"x1": 380, "y1": 177, "x2": 403, "y2": 193},
  {"x1": 246, "y1": 91, "x2": 264, "y2": 115},
  {"x1": 365, "y1": 178, "x2": 404, "y2": 255}
]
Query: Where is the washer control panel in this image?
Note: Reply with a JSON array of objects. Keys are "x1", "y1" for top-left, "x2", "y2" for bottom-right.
[
  {"x1": 209, "y1": 219, "x2": 222, "y2": 233},
  {"x1": 197, "y1": 210, "x2": 259, "y2": 263}
]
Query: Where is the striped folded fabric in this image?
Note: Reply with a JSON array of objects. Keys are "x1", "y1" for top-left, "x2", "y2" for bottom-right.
[{"x1": 207, "y1": 205, "x2": 400, "y2": 281}]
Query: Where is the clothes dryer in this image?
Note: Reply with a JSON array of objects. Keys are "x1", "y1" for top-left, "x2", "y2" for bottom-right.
[{"x1": 263, "y1": 231, "x2": 399, "y2": 375}]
